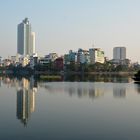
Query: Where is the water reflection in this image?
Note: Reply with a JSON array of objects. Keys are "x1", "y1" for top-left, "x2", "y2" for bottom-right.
[
  {"x1": 0, "y1": 76, "x2": 133, "y2": 101},
  {"x1": 0, "y1": 77, "x2": 1, "y2": 87},
  {"x1": 41, "y1": 82, "x2": 105, "y2": 100},
  {"x1": 0, "y1": 76, "x2": 135, "y2": 126},
  {"x1": 16, "y1": 78, "x2": 37, "y2": 126},
  {"x1": 113, "y1": 86, "x2": 126, "y2": 98},
  {"x1": 64, "y1": 74, "x2": 133, "y2": 83},
  {"x1": 0, "y1": 76, "x2": 140, "y2": 140},
  {"x1": 134, "y1": 82, "x2": 140, "y2": 94},
  {"x1": 0, "y1": 76, "x2": 37, "y2": 126}
]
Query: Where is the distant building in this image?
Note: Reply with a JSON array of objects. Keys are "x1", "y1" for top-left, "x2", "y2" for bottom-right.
[
  {"x1": 11, "y1": 56, "x2": 18, "y2": 65},
  {"x1": 89, "y1": 48, "x2": 105, "y2": 64},
  {"x1": 77, "y1": 48, "x2": 90, "y2": 64},
  {"x1": 44, "y1": 53, "x2": 58, "y2": 62},
  {"x1": 39, "y1": 53, "x2": 58, "y2": 65},
  {"x1": 17, "y1": 18, "x2": 35, "y2": 56},
  {"x1": 113, "y1": 47, "x2": 126, "y2": 61},
  {"x1": 54, "y1": 57, "x2": 64, "y2": 71},
  {"x1": 112, "y1": 47, "x2": 129, "y2": 65},
  {"x1": 0, "y1": 57, "x2": 2, "y2": 66},
  {"x1": 39, "y1": 57, "x2": 50, "y2": 65},
  {"x1": 19, "y1": 56, "x2": 30, "y2": 67},
  {"x1": 30, "y1": 53, "x2": 38, "y2": 69},
  {"x1": 30, "y1": 32, "x2": 36, "y2": 54},
  {"x1": 3, "y1": 59, "x2": 11, "y2": 67},
  {"x1": 64, "y1": 50, "x2": 77, "y2": 65},
  {"x1": 69, "y1": 50, "x2": 77, "y2": 63},
  {"x1": 64, "y1": 54, "x2": 70, "y2": 65}
]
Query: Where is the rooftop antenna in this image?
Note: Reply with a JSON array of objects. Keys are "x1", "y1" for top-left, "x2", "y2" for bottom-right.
[{"x1": 92, "y1": 41, "x2": 95, "y2": 48}]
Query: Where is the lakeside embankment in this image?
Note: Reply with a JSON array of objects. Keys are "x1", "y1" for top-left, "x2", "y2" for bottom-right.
[{"x1": 0, "y1": 69, "x2": 136, "y2": 76}]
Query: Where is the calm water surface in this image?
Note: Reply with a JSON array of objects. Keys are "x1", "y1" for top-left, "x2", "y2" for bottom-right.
[{"x1": 0, "y1": 76, "x2": 140, "y2": 140}]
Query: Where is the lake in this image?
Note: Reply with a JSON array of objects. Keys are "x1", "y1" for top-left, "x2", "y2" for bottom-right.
[{"x1": 0, "y1": 75, "x2": 140, "y2": 140}]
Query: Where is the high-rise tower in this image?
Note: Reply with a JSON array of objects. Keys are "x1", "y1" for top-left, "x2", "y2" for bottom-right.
[
  {"x1": 113, "y1": 47, "x2": 126, "y2": 60},
  {"x1": 30, "y1": 32, "x2": 35, "y2": 54},
  {"x1": 17, "y1": 18, "x2": 35, "y2": 56}
]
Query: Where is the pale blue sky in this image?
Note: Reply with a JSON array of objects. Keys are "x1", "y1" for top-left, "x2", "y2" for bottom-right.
[{"x1": 0, "y1": 0, "x2": 140, "y2": 61}]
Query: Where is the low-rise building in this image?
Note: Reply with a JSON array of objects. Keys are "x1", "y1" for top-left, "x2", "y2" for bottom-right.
[
  {"x1": 39, "y1": 57, "x2": 50, "y2": 65},
  {"x1": 45, "y1": 53, "x2": 58, "y2": 62},
  {"x1": 111, "y1": 58, "x2": 131, "y2": 66},
  {"x1": 54, "y1": 57, "x2": 64, "y2": 71},
  {"x1": 64, "y1": 54, "x2": 70, "y2": 65},
  {"x1": 11, "y1": 56, "x2": 19, "y2": 65},
  {"x1": 3, "y1": 59, "x2": 11, "y2": 67},
  {"x1": 19, "y1": 56, "x2": 30, "y2": 67},
  {"x1": 30, "y1": 53, "x2": 38, "y2": 69}
]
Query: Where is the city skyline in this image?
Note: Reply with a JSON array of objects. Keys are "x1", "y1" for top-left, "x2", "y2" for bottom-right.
[{"x1": 1, "y1": 0, "x2": 140, "y2": 62}]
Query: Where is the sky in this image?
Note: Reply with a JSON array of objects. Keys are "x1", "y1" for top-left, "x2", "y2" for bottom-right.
[{"x1": 0, "y1": 0, "x2": 140, "y2": 62}]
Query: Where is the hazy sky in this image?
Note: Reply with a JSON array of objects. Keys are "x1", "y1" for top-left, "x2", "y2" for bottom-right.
[{"x1": 0, "y1": 0, "x2": 140, "y2": 62}]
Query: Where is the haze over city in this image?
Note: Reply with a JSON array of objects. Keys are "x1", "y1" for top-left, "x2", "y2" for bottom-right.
[{"x1": 0, "y1": 0, "x2": 140, "y2": 62}]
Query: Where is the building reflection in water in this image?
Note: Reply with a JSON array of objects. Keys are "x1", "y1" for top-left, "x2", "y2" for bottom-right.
[
  {"x1": 89, "y1": 88, "x2": 104, "y2": 99},
  {"x1": 41, "y1": 83, "x2": 104, "y2": 100},
  {"x1": 113, "y1": 85, "x2": 126, "y2": 98},
  {"x1": 0, "y1": 77, "x2": 2, "y2": 87},
  {"x1": 16, "y1": 77, "x2": 37, "y2": 126},
  {"x1": 76, "y1": 85, "x2": 104, "y2": 99},
  {"x1": 134, "y1": 82, "x2": 140, "y2": 94}
]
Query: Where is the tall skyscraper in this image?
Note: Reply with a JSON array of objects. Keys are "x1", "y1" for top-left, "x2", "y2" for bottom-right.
[
  {"x1": 30, "y1": 32, "x2": 36, "y2": 54},
  {"x1": 113, "y1": 47, "x2": 126, "y2": 60},
  {"x1": 17, "y1": 18, "x2": 35, "y2": 56}
]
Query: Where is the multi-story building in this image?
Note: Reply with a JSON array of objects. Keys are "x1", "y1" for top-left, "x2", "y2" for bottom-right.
[
  {"x1": 19, "y1": 56, "x2": 30, "y2": 67},
  {"x1": 64, "y1": 50, "x2": 77, "y2": 65},
  {"x1": 17, "y1": 18, "x2": 35, "y2": 56},
  {"x1": 89, "y1": 48, "x2": 105, "y2": 64},
  {"x1": 48, "y1": 53, "x2": 58, "y2": 62},
  {"x1": 11, "y1": 56, "x2": 19, "y2": 65},
  {"x1": 39, "y1": 53, "x2": 58, "y2": 65},
  {"x1": 30, "y1": 32, "x2": 36, "y2": 54},
  {"x1": 30, "y1": 53, "x2": 38, "y2": 69},
  {"x1": 0, "y1": 57, "x2": 2, "y2": 66},
  {"x1": 69, "y1": 50, "x2": 77, "y2": 63},
  {"x1": 3, "y1": 59, "x2": 11, "y2": 67},
  {"x1": 113, "y1": 47, "x2": 126, "y2": 62},
  {"x1": 54, "y1": 57, "x2": 64, "y2": 71},
  {"x1": 64, "y1": 54, "x2": 70, "y2": 65},
  {"x1": 77, "y1": 48, "x2": 90, "y2": 64}
]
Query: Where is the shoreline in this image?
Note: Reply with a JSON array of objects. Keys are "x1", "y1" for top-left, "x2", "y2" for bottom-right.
[{"x1": 0, "y1": 69, "x2": 136, "y2": 76}]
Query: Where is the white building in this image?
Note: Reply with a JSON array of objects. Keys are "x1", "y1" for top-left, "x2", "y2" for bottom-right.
[
  {"x1": 30, "y1": 32, "x2": 35, "y2": 54},
  {"x1": 30, "y1": 53, "x2": 38, "y2": 69},
  {"x1": 11, "y1": 56, "x2": 19, "y2": 65},
  {"x1": 113, "y1": 47, "x2": 126, "y2": 61},
  {"x1": 77, "y1": 49, "x2": 90, "y2": 64},
  {"x1": 3, "y1": 59, "x2": 11, "y2": 67},
  {"x1": 19, "y1": 56, "x2": 30, "y2": 67},
  {"x1": 89, "y1": 48, "x2": 105, "y2": 64},
  {"x1": 17, "y1": 18, "x2": 35, "y2": 56},
  {"x1": 44, "y1": 53, "x2": 58, "y2": 62}
]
